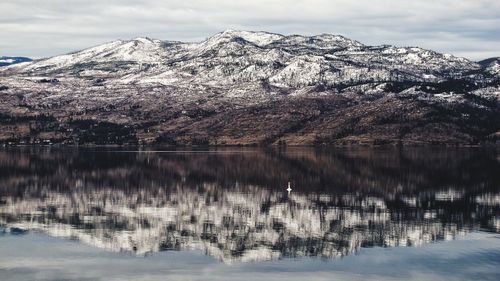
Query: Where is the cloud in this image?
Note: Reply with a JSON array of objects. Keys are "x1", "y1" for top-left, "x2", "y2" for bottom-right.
[{"x1": 0, "y1": 0, "x2": 498, "y2": 60}]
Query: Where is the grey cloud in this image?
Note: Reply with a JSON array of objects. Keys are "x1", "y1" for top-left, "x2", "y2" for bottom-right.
[{"x1": 0, "y1": 0, "x2": 498, "y2": 60}]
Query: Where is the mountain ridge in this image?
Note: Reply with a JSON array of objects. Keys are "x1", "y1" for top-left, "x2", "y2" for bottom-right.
[
  {"x1": 0, "y1": 30, "x2": 499, "y2": 145},
  {"x1": 0, "y1": 56, "x2": 32, "y2": 67}
]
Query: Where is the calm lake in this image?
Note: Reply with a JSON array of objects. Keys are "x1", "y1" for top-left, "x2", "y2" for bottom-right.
[{"x1": 0, "y1": 147, "x2": 499, "y2": 281}]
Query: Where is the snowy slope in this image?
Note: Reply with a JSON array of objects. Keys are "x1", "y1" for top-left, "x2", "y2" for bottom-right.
[{"x1": 3, "y1": 30, "x2": 481, "y2": 88}]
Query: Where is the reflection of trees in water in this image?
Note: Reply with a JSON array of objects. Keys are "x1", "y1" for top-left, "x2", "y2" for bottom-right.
[
  {"x1": 0, "y1": 147, "x2": 498, "y2": 262},
  {"x1": 0, "y1": 147, "x2": 499, "y2": 192}
]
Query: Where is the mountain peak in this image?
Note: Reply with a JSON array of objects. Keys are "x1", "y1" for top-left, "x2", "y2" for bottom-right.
[
  {"x1": 311, "y1": 33, "x2": 363, "y2": 45},
  {"x1": 205, "y1": 30, "x2": 284, "y2": 46},
  {"x1": 132, "y1": 37, "x2": 154, "y2": 43}
]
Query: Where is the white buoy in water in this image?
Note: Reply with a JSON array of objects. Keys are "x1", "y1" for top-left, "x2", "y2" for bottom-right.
[{"x1": 286, "y1": 182, "x2": 292, "y2": 194}]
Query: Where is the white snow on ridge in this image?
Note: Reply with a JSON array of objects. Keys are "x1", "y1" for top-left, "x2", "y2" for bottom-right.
[
  {"x1": 206, "y1": 30, "x2": 284, "y2": 46},
  {"x1": 0, "y1": 30, "x2": 487, "y2": 94},
  {"x1": 0, "y1": 58, "x2": 15, "y2": 63},
  {"x1": 20, "y1": 40, "x2": 125, "y2": 71}
]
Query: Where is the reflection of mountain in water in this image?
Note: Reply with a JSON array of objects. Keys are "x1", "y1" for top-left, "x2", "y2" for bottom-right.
[{"x1": 0, "y1": 148, "x2": 499, "y2": 263}]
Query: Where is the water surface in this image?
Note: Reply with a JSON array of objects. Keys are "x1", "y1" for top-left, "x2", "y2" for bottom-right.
[{"x1": 0, "y1": 147, "x2": 499, "y2": 280}]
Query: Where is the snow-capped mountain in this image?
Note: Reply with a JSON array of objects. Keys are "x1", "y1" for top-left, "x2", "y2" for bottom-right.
[
  {"x1": 0, "y1": 30, "x2": 499, "y2": 145},
  {"x1": 3, "y1": 30, "x2": 479, "y2": 86},
  {"x1": 0, "y1": 56, "x2": 32, "y2": 67}
]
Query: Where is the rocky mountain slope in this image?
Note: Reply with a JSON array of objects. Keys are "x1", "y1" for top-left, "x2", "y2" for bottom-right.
[{"x1": 0, "y1": 30, "x2": 499, "y2": 145}]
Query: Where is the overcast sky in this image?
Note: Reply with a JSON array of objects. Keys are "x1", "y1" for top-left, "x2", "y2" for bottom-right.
[{"x1": 1, "y1": 0, "x2": 499, "y2": 60}]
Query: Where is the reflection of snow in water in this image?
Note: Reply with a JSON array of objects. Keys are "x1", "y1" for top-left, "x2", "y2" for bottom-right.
[{"x1": 1, "y1": 183, "x2": 497, "y2": 263}]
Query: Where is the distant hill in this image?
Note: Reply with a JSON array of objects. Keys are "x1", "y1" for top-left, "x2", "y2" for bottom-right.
[
  {"x1": 478, "y1": 57, "x2": 500, "y2": 67},
  {"x1": 0, "y1": 56, "x2": 32, "y2": 67},
  {"x1": 478, "y1": 57, "x2": 500, "y2": 75}
]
